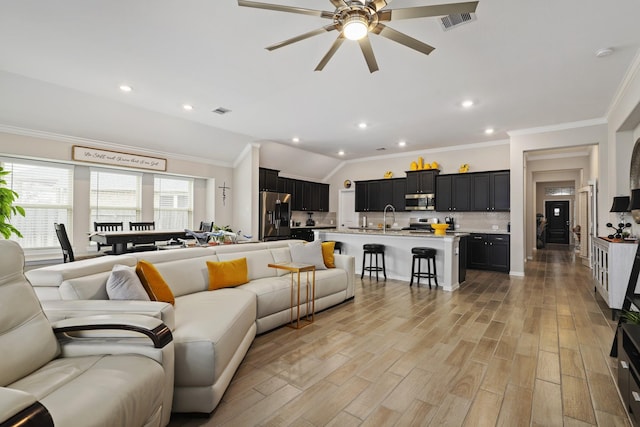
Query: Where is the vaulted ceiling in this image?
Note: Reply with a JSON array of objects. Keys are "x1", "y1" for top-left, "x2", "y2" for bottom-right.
[{"x1": 1, "y1": 0, "x2": 639, "y2": 172}]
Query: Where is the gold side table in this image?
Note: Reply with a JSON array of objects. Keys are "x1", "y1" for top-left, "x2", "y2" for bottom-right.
[{"x1": 268, "y1": 262, "x2": 316, "y2": 329}]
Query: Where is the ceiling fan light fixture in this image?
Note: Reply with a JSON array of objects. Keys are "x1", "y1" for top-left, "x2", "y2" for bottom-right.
[{"x1": 343, "y1": 15, "x2": 369, "y2": 40}]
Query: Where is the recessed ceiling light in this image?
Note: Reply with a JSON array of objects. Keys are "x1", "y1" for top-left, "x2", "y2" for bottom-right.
[
  {"x1": 119, "y1": 85, "x2": 132, "y2": 92},
  {"x1": 485, "y1": 128, "x2": 494, "y2": 135},
  {"x1": 358, "y1": 122, "x2": 368, "y2": 129},
  {"x1": 595, "y1": 47, "x2": 614, "y2": 58},
  {"x1": 183, "y1": 104, "x2": 193, "y2": 111},
  {"x1": 292, "y1": 137, "x2": 300, "y2": 143},
  {"x1": 338, "y1": 150, "x2": 345, "y2": 156},
  {"x1": 461, "y1": 100, "x2": 474, "y2": 108},
  {"x1": 398, "y1": 141, "x2": 407, "y2": 147}
]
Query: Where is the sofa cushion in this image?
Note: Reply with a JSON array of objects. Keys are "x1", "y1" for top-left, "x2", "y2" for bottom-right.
[
  {"x1": 206, "y1": 258, "x2": 249, "y2": 290},
  {"x1": 136, "y1": 260, "x2": 175, "y2": 305},
  {"x1": 217, "y1": 250, "x2": 276, "y2": 281},
  {"x1": 321, "y1": 242, "x2": 335, "y2": 268},
  {"x1": 9, "y1": 355, "x2": 164, "y2": 427},
  {"x1": 270, "y1": 247, "x2": 292, "y2": 277},
  {"x1": 106, "y1": 264, "x2": 150, "y2": 301},
  {"x1": 289, "y1": 240, "x2": 326, "y2": 270},
  {"x1": 172, "y1": 289, "x2": 256, "y2": 386}
]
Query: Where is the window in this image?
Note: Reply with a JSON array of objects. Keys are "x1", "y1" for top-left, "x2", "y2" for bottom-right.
[
  {"x1": 1, "y1": 158, "x2": 73, "y2": 249},
  {"x1": 154, "y1": 176, "x2": 193, "y2": 229},
  {"x1": 90, "y1": 169, "x2": 141, "y2": 227}
]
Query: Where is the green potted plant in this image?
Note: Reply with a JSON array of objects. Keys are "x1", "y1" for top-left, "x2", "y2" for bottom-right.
[{"x1": 0, "y1": 166, "x2": 25, "y2": 239}]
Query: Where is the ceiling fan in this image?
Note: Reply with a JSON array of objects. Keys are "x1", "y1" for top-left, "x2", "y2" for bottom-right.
[{"x1": 237, "y1": 0, "x2": 479, "y2": 73}]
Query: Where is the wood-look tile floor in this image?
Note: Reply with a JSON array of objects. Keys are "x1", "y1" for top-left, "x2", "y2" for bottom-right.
[{"x1": 168, "y1": 246, "x2": 630, "y2": 426}]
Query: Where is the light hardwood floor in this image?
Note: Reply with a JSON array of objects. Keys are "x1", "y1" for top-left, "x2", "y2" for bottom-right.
[{"x1": 169, "y1": 245, "x2": 630, "y2": 426}]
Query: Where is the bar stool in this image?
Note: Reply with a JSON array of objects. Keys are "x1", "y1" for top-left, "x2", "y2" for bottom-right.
[
  {"x1": 361, "y1": 244, "x2": 386, "y2": 281},
  {"x1": 334, "y1": 242, "x2": 342, "y2": 254},
  {"x1": 410, "y1": 247, "x2": 438, "y2": 288}
]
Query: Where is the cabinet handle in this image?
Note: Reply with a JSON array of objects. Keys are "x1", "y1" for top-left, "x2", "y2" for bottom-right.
[
  {"x1": 622, "y1": 360, "x2": 629, "y2": 369},
  {"x1": 633, "y1": 391, "x2": 640, "y2": 402}
]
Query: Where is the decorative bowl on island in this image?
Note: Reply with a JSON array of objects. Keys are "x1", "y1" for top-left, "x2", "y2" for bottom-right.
[{"x1": 431, "y1": 223, "x2": 449, "y2": 236}]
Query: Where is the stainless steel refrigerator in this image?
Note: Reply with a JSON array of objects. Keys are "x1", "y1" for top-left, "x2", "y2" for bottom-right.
[{"x1": 259, "y1": 191, "x2": 291, "y2": 241}]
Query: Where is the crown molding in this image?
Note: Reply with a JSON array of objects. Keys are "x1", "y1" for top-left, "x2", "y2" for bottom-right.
[
  {"x1": 0, "y1": 124, "x2": 234, "y2": 168},
  {"x1": 607, "y1": 48, "x2": 640, "y2": 120},
  {"x1": 507, "y1": 118, "x2": 607, "y2": 137}
]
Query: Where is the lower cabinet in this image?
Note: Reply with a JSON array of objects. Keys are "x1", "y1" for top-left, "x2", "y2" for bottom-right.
[
  {"x1": 618, "y1": 323, "x2": 640, "y2": 426},
  {"x1": 467, "y1": 233, "x2": 510, "y2": 273},
  {"x1": 290, "y1": 228, "x2": 314, "y2": 242}
]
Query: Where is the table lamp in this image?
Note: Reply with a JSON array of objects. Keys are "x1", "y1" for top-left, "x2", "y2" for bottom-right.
[{"x1": 606, "y1": 196, "x2": 631, "y2": 239}]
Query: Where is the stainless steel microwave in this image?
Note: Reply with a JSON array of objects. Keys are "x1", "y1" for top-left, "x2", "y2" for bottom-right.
[{"x1": 405, "y1": 193, "x2": 435, "y2": 210}]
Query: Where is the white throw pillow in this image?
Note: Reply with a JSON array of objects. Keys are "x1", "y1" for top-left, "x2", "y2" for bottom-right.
[
  {"x1": 106, "y1": 264, "x2": 150, "y2": 300},
  {"x1": 288, "y1": 240, "x2": 327, "y2": 270}
]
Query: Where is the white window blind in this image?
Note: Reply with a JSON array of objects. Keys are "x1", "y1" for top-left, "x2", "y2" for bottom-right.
[
  {"x1": 154, "y1": 176, "x2": 193, "y2": 230},
  {"x1": 1, "y1": 158, "x2": 73, "y2": 249},
  {"x1": 90, "y1": 169, "x2": 141, "y2": 228}
]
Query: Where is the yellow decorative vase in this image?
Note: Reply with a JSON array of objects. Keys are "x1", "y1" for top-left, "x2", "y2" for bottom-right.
[{"x1": 431, "y1": 223, "x2": 449, "y2": 236}]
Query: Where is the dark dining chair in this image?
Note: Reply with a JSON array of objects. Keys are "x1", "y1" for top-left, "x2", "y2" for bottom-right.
[
  {"x1": 199, "y1": 221, "x2": 213, "y2": 232},
  {"x1": 54, "y1": 223, "x2": 75, "y2": 263},
  {"x1": 94, "y1": 222, "x2": 123, "y2": 252},
  {"x1": 129, "y1": 221, "x2": 155, "y2": 231},
  {"x1": 128, "y1": 221, "x2": 157, "y2": 252}
]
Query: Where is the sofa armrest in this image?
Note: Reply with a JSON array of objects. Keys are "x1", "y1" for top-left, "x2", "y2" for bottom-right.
[
  {"x1": 52, "y1": 314, "x2": 172, "y2": 349},
  {"x1": 0, "y1": 388, "x2": 53, "y2": 427},
  {"x1": 41, "y1": 299, "x2": 175, "y2": 330},
  {"x1": 333, "y1": 254, "x2": 355, "y2": 299}
]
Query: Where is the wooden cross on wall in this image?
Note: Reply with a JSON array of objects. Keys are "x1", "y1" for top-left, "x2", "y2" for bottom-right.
[{"x1": 219, "y1": 181, "x2": 231, "y2": 206}]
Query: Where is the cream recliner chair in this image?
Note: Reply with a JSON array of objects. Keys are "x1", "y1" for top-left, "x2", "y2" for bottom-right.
[{"x1": 0, "y1": 240, "x2": 175, "y2": 427}]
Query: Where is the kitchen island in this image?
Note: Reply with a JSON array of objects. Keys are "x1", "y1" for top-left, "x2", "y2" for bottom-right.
[{"x1": 315, "y1": 228, "x2": 467, "y2": 291}]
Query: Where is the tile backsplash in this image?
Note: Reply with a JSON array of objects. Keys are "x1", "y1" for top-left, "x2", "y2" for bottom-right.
[
  {"x1": 358, "y1": 211, "x2": 510, "y2": 232},
  {"x1": 291, "y1": 211, "x2": 337, "y2": 227}
]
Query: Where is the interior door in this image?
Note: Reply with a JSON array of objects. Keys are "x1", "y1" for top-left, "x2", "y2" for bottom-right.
[{"x1": 545, "y1": 200, "x2": 570, "y2": 244}]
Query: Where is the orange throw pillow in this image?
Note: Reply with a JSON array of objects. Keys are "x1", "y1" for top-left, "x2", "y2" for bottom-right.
[
  {"x1": 321, "y1": 241, "x2": 336, "y2": 268},
  {"x1": 135, "y1": 260, "x2": 175, "y2": 305},
  {"x1": 207, "y1": 257, "x2": 249, "y2": 290}
]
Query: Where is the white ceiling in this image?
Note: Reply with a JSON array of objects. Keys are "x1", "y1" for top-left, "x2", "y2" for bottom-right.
[{"x1": 0, "y1": 0, "x2": 639, "y2": 170}]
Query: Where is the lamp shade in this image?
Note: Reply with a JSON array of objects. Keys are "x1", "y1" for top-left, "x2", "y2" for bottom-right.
[
  {"x1": 629, "y1": 189, "x2": 640, "y2": 210},
  {"x1": 610, "y1": 196, "x2": 631, "y2": 212}
]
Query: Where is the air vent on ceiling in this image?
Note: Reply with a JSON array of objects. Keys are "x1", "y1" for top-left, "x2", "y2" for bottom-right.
[
  {"x1": 440, "y1": 12, "x2": 476, "y2": 31},
  {"x1": 376, "y1": 147, "x2": 386, "y2": 151},
  {"x1": 212, "y1": 107, "x2": 231, "y2": 115}
]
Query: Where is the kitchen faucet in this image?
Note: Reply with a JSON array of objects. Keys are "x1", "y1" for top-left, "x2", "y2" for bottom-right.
[{"x1": 383, "y1": 204, "x2": 395, "y2": 234}]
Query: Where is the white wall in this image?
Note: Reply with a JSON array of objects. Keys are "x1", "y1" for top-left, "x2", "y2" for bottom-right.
[
  {"x1": 0, "y1": 129, "x2": 238, "y2": 256},
  {"x1": 233, "y1": 144, "x2": 260, "y2": 240}
]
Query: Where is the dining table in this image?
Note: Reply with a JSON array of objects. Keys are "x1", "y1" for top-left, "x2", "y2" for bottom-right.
[{"x1": 89, "y1": 229, "x2": 190, "y2": 255}]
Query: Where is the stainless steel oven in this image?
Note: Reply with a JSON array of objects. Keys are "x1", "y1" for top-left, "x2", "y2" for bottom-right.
[{"x1": 405, "y1": 193, "x2": 435, "y2": 210}]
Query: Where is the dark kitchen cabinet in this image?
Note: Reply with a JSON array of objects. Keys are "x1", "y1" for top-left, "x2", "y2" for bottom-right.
[
  {"x1": 436, "y1": 174, "x2": 471, "y2": 212},
  {"x1": 317, "y1": 183, "x2": 329, "y2": 212},
  {"x1": 291, "y1": 228, "x2": 314, "y2": 242},
  {"x1": 406, "y1": 170, "x2": 439, "y2": 194},
  {"x1": 467, "y1": 233, "x2": 510, "y2": 273},
  {"x1": 471, "y1": 170, "x2": 510, "y2": 211},
  {"x1": 259, "y1": 168, "x2": 279, "y2": 192},
  {"x1": 355, "y1": 178, "x2": 405, "y2": 212}
]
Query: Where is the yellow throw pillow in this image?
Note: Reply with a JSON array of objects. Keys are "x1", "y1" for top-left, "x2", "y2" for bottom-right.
[
  {"x1": 135, "y1": 260, "x2": 175, "y2": 305},
  {"x1": 321, "y1": 241, "x2": 336, "y2": 268},
  {"x1": 207, "y1": 257, "x2": 249, "y2": 290}
]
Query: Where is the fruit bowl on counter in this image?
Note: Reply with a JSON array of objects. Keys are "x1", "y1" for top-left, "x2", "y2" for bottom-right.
[{"x1": 430, "y1": 223, "x2": 450, "y2": 236}]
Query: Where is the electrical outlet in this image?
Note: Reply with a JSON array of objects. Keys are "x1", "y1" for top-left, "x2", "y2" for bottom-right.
[{"x1": 492, "y1": 225, "x2": 499, "y2": 230}]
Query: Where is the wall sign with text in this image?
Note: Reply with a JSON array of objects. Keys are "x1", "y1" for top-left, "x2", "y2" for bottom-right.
[{"x1": 72, "y1": 145, "x2": 167, "y2": 171}]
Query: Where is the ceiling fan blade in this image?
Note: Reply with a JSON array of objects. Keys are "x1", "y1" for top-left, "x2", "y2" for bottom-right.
[
  {"x1": 369, "y1": 0, "x2": 390, "y2": 12},
  {"x1": 315, "y1": 35, "x2": 345, "y2": 71},
  {"x1": 358, "y1": 36, "x2": 379, "y2": 73},
  {"x1": 329, "y1": 0, "x2": 349, "y2": 9},
  {"x1": 266, "y1": 24, "x2": 337, "y2": 51},
  {"x1": 238, "y1": 0, "x2": 334, "y2": 19},
  {"x1": 378, "y1": 1, "x2": 478, "y2": 21},
  {"x1": 371, "y1": 23, "x2": 435, "y2": 55}
]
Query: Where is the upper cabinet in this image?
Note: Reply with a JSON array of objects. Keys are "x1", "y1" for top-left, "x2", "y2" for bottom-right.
[
  {"x1": 261, "y1": 168, "x2": 329, "y2": 212},
  {"x1": 356, "y1": 178, "x2": 406, "y2": 212},
  {"x1": 259, "y1": 167, "x2": 279, "y2": 192},
  {"x1": 406, "y1": 170, "x2": 439, "y2": 194},
  {"x1": 436, "y1": 174, "x2": 471, "y2": 212},
  {"x1": 471, "y1": 171, "x2": 510, "y2": 211}
]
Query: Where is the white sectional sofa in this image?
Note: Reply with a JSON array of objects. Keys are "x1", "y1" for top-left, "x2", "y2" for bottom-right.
[{"x1": 26, "y1": 240, "x2": 355, "y2": 414}]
